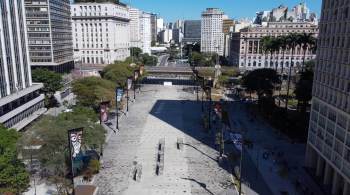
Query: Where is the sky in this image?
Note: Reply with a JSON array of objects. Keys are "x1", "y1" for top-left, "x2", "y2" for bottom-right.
[{"x1": 126, "y1": 0, "x2": 322, "y2": 22}]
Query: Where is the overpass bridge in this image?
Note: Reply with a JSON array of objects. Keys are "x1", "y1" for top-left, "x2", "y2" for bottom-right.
[{"x1": 144, "y1": 66, "x2": 193, "y2": 75}]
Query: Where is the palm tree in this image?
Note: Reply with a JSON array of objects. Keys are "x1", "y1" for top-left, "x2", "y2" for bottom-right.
[
  {"x1": 298, "y1": 33, "x2": 317, "y2": 72},
  {"x1": 261, "y1": 36, "x2": 272, "y2": 68},
  {"x1": 270, "y1": 38, "x2": 280, "y2": 71},
  {"x1": 285, "y1": 33, "x2": 300, "y2": 110},
  {"x1": 276, "y1": 35, "x2": 288, "y2": 106}
]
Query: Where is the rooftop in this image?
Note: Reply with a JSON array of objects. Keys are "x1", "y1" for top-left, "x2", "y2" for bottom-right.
[{"x1": 74, "y1": 0, "x2": 127, "y2": 6}]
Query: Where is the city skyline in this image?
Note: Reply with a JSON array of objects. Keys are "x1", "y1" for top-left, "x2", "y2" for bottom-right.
[{"x1": 128, "y1": 0, "x2": 322, "y2": 22}]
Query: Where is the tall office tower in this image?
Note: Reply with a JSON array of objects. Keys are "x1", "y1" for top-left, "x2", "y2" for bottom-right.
[
  {"x1": 140, "y1": 12, "x2": 151, "y2": 54},
  {"x1": 71, "y1": 0, "x2": 130, "y2": 66},
  {"x1": 183, "y1": 20, "x2": 201, "y2": 44},
  {"x1": 201, "y1": 8, "x2": 225, "y2": 56},
  {"x1": 24, "y1": 0, "x2": 74, "y2": 73},
  {"x1": 222, "y1": 19, "x2": 234, "y2": 57},
  {"x1": 150, "y1": 13, "x2": 158, "y2": 43},
  {"x1": 129, "y1": 8, "x2": 142, "y2": 49},
  {"x1": 0, "y1": 0, "x2": 45, "y2": 130},
  {"x1": 305, "y1": 1, "x2": 350, "y2": 195}
]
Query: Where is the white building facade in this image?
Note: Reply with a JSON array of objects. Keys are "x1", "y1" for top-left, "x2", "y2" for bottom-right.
[
  {"x1": 201, "y1": 8, "x2": 225, "y2": 56},
  {"x1": 71, "y1": 1, "x2": 130, "y2": 66},
  {"x1": 0, "y1": 0, "x2": 45, "y2": 130},
  {"x1": 305, "y1": 1, "x2": 350, "y2": 195},
  {"x1": 129, "y1": 8, "x2": 142, "y2": 49},
  {"x1": 140, "y1": 12, "x2": 151, "y2": 54},
  {"x1": 229, "y1": 22, "x2": 318, "y2": 71}
]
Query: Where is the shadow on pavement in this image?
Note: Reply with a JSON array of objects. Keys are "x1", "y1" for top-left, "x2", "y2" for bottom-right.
[{"x1": 181, "y1": 177, "x2": 215, "y2": 195}]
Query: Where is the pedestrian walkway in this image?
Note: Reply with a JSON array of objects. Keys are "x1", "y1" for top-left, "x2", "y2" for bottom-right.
[
  {"x1": 227, "y1": 99, "x2": 324, "y2": 195},
  {"x1": 94, "y1": 85, "x2": 234, "y2": 195}
]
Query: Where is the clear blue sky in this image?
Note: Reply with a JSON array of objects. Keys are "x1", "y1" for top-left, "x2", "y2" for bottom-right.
[{"x1": 126, "y1": 0, "x2": 322, "y2": 22}]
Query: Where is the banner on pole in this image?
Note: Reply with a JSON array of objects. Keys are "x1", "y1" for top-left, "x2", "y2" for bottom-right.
[
  {"x1": 68, "y1": 128, "x2": 83, "y2": 159},
  {"x1": 127, "y1": 78, "x2": 132, "y2": 90},
  {"x1": 116, "y1": 88, "x2": 123, "y2": 102},
  {"x1": 100, "y1": 101, "x2": 110, "y2": 122}
]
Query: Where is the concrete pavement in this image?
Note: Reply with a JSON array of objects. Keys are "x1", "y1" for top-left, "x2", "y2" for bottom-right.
[{"x1": 94, "y1": 85, "x2": 235, "y2": 195}]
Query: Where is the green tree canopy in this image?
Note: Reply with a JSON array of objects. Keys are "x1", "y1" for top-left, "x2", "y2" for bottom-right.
[
  {"x1": 242, "y1": 68, "x2": 280, "y2": 100},
  {"x1": 295, "y1": 70, "x2": 313, "y2": 112},
  {"x1": 72, "y1": 76, "x2": 116, "y2": 109},
  {"x1": 32, "y1": 69, "x2": 63, "y2": 95},
  {"x1": 19, "y1": 107, "x2": 106, "y2": 192},
  {"x1": 130, "y1": 47, "x2": 143, "y2": 58},
  {"x1": 0, "y1": 126, "x2": 29, "y2": 194}
]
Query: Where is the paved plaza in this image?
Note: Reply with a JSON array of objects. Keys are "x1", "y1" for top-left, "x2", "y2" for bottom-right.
[{"x1": 94, "y1": 85, "x2": 234, "y2": 195}]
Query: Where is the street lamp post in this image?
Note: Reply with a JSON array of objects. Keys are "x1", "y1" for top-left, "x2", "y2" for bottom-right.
[{"x1": 133, "y1": 70, "x2": 137, "y2": 100}]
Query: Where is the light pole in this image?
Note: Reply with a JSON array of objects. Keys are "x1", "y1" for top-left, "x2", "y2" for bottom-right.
[{"x1": 133, "y1": 70, "x2": 138, "y2": 100}]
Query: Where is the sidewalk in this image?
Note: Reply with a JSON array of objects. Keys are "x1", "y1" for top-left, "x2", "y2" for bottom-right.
[{"x1": 226, "y1": 98, "x2": 324, "y2": 195}]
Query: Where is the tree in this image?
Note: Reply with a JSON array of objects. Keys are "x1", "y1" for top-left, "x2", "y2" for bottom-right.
[
  {"x1": 130, "y1": 47, "x2": 142, "y2": 59},
  {"x1": 261, "y1": 36, "x2": 272, "y2": 68},
  {"x1": 275, "y1": 35, "x2": 289, "y2": 106},
  {"x1": 298, "y1": 33, "x2": 317, "y2": 72},
  {"x1": 295, "y1": 69, "x2": 313, "y2": 113},
  {"x1": 0, "y1": 125, "x2": 30, "y2": 194},
  {"x1": 140, "y1": 53, "x2": 158, "y2": 66},
  {"x1": 32, "y1": 68, "x2": 63, "y2": 95},
  {"x1": 242, "y1": 69, "x2": 280, "y2": 105},
  {"x1": 19, "y1": 108, "x2": 106, "y2": 194},
  {"x1": 72, "y1": 77, "x2": 116, "y2": 109},
  {"x1": 190, "y1": 52, "x2": 205, "y2": 67},
  {"x1": 285, "y1": 33, "x2": 300, "y2": 110}
]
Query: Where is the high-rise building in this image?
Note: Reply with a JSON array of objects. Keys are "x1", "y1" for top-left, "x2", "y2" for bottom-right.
[
  {"x1": 159, "y1": 29, "x2": 173, "y2": 44},
  {"x1": 183, "y1": 20, "x2": 201, "y2": 44},
  {"x1": 201, "y1": 8, "x2": 225, "y2": 56},
  {"x1": 24, "y1": 0, "x2": 74, "y2": 73},
  {"x1": 157, "y1": 18, "x2": 164, "y2": 33},
  {"x1": 140, "y1": 12, "x2": 152, "y2": 54},
  {"x1": 305, "y1": 1, "x2": 350, "y2": 195},
  {"x1": 71, "y1": 0, "x2": 130, "y2": 66},
  {"x1": 223, "y1": 19, "x2": 234, "y2": 57},
  {"x1": 172, "y1": 29, "x2": 182, "y2": 44},
  {"x1": 229, "y1": 21, "x2": 317, "y2": 70},
  {"x1": 174, "y1": 20, "x2": 184, "y2": 32},
  {"x1": 129, "y1": 8, "x2": 142, "y2": 49},
  {"x1": 254, "y1": 2, "x2": 317, "y2": 25},
  {"x1": 0, "y1": 0, "x2": 46, "y2": 130},
  {"x1": 150, "y1": 13, "x2": 158, "y2": 43}
]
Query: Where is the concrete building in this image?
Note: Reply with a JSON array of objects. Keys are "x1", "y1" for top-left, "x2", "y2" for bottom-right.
[
  {"x1": 140, "y1": 12, "x2": 152, "y2": 54},
  {"x1": 159, "y1": 29, "x2": 172, "y2": 44},
  {"x1": 150, "y1": 13, "x2": 158, "y2": 43},
  {"x1": 201, "y1": 8, "x2": 225, "y2": 56},
  {"x1": 71, "y1": 0, "x2": 130, "y2": 66},
  {"x1": 254, "y1": 2, "x2": 317, "y2": 25},
  {"x1": 229, "y1": 21, "x2": 318, "y2": 71},
  {"x1": 129, "y1": 8, "x2": 142, "y2": 49},
  {"x1": 183, "y1": 20, "x2": 201, "y2": 44},
  {"x1": 24, "y1": 0, "x2": 74, "y2": 73},
  {"x1": 305, "y1": 1, "x2": 350, "y2": 195},
  {"x1": 0, "y1": 0, "x2": 46, "y2": 130},
  {"x1": 233, "y1": 19, "x2": 253, "y2": 32},
  {"x1": 157, "y1": 18, "x2": 164, "y2": 33},
  {"x1": 172, "y1": 29, "x2": 182, "y2": 44},
  {"x1": 223, "y1": 19, "x2": 235, "y2": 57}
]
